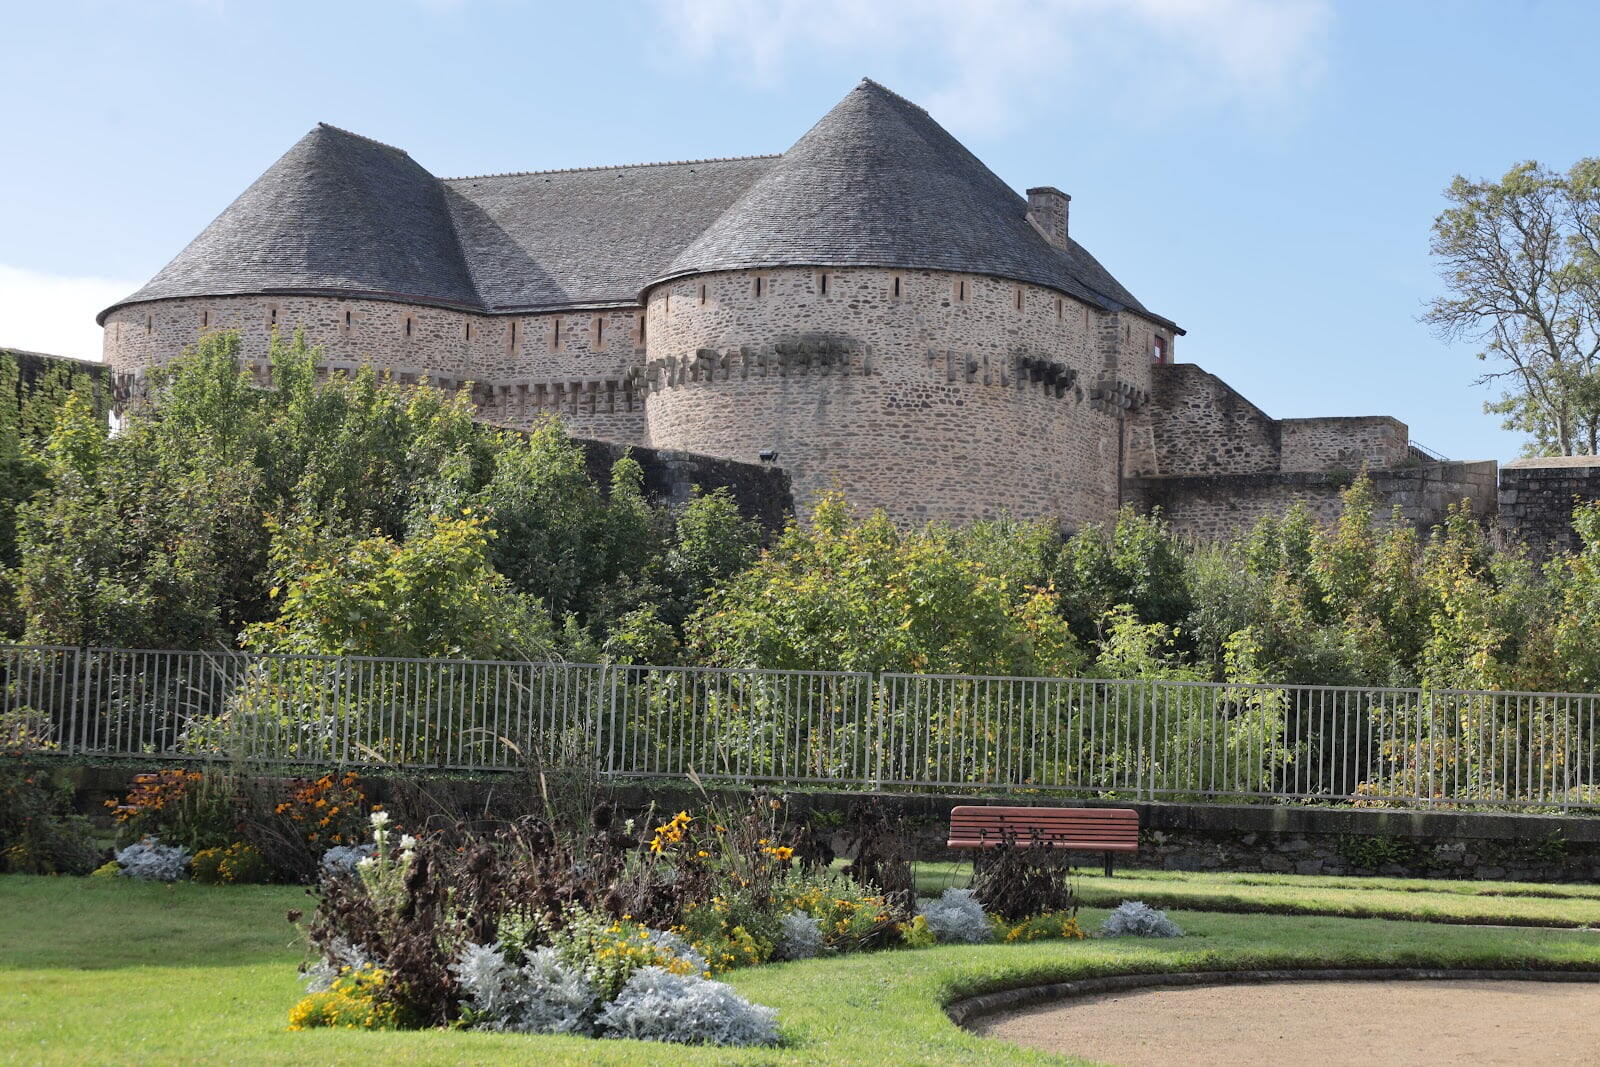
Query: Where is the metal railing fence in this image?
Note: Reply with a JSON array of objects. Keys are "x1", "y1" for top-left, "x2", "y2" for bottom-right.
[{"x1": 4, "y1": 644, "x2": 1598, "y2": 811}]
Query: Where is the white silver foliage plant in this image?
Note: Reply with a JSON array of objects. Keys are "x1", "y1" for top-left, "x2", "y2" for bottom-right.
[
  {"x1": 451, "y1": 943, "x2": 600, "y2": 1035},
  {"x1": 595, "y1": 966, "x2": 780, "y2": 1047},
  {"x1": 318, "y1": 843, "x2": 375, "y2": 879},
  {"x1": 777, "y1": 911, "x2": 824, "y2": 960},
  {"x1": 301, "y1": 937, "x2": 375, "y2": 992},
  {"x1": 1100, "y1": 900, "x2": 1185, "y2": 938},
  {"x1": 114, "y1": 837, "x2": 191, "y2": 882},
  {"x1": 647, "y1": 928, "x2": 709, "y2": 975},
  {"x1": 915, "y1": 888, "x2": 994, "y2": 944}
]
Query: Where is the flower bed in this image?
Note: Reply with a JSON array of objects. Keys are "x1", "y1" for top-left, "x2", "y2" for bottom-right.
[{"x1": 292, "y1": 794, "x2": 1127, "y2": 1050}]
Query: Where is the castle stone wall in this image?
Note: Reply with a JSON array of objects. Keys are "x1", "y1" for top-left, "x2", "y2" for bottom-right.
[
  {"x1": 641, "y1": 266, "x2": 1176, "y2": 527},
  {"x1": 1280, "y1": 416, "x2": 1409, "y2": 472},
  {"x1": 577, "y1": 439, "x2": 792, "y2": 531},
  {"x1": 1133, "y1": 363, "x2": 1412, "y2": 479},
  {"x1": 1130, "y1": 362, "x2": 1279, "y2": 477},
  {"x1": 101, "y1": 294, "x2": 652, "y2": 444},
  {"x1": 1131, "y1": 461, "x2": 1498, "y2": 542},
  {"x1": 1498, "y1": 456, "x2": 1600, "y2": 558}
]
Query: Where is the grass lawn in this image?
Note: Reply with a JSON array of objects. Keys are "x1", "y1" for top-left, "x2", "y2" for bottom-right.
[
  {"x1": 4, "y1": 875, "x2": 1600, "y2": 1065},
  {"x1": 915, "y1": 862, "x2": 1600, "y2": 927}
]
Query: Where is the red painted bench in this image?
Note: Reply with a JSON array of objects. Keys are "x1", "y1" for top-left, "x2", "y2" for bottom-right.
[{"x1": 947, "y1": 805, "x2": 1140, "y2": 876}]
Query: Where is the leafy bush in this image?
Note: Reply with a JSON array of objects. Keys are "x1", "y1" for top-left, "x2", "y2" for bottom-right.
[
  {"x1": 897, "y1": 914, "x2": 937, "y2": 948},
  {"x1": 1099, "y1": 900, "x2": 1184, "y2": 938},
  {"x1": 452, "y1": 943, "x2": 599, "y2": 1035},
  {"x1": 1336, "y1": 834, "x2": 1418, "y2": 869},
  {"x1": 190, "y1": 841, "x2": 272, "y2": 884},
  {"x1": 970, "y1": 838, "x2": 1078, "y2": 922},
  {"x1": 114, "y1": 837, "x2": 191, "y2": 882},
  {"x1": 690, "y1": 494, "x2": 1083, "y2": 677},
  {"x1": 914, "y1": 888, "x2": 993, "y2": 944},
  {"x1": 301, "y1": 937, "x2": 375, "y2": 993},
  {"x1": 594, "y1": 966, "x2": 780, "y2": 1047},
  {"x1": 0, "y1": 760, "x2": 101, "y2": 875},
  {"x1": 675, "y1": 901, "x2": 773, "y2": 974},
  {"x1": 108, "y1": 769, "x2": 236, "y2": 852},
  {"x1": 776, "y1": 865, "x2": 898, "y2": 952}
]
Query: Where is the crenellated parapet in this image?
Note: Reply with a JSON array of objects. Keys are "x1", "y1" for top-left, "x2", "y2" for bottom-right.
[
  {"x1": 1089, "y1": 378, "x2": 1150, "y2": 414},
  {"x1": 640, "y1": 337, "x2": 872, "y2": 396},
  {"x1": 924, "y1": 348, "x2": 1083, "y2": 400},
  {"x1": 476, "y1": 376, "x2": 642, "y2": 422}
]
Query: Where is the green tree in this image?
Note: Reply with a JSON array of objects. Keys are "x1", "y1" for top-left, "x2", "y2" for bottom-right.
[
  {"x1": 690, "y1": 495, "x2": 1082, "y2": 676},
  {"x1": 1426, "y1": 160, "x2": 1600, "y2": 455},
  {"x1": 658, "y1": 487, "x2": 765, "y2": 631},
  {"x1": 1053, "y1": 506, "x2": 1190, "y2": 642},
  {"x1": 245, "y1": 512, "x2": 553, "y2": 660}
]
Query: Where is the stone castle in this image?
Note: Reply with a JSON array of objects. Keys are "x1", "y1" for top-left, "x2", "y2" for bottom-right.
[{"x1": 102, "y1": 78, "x2": 1546, "y2": 541}]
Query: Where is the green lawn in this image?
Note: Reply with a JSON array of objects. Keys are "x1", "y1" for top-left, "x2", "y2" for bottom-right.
[
  {"x1": 4, "y1": 875, "x2": 1599, "y2": 1065},
  {"x1": 915, "y1": 862, "x2": 1600, "y2": 927}
]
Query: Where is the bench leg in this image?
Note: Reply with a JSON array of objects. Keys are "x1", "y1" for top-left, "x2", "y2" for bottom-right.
[{"x1": 1104, "y1": 851, "x2": 1113, "y2": 877}]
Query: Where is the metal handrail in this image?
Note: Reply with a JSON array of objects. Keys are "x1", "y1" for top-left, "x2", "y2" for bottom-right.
[{"x1": 2, "y1": 644, "x2": 1595, "y2": 811}]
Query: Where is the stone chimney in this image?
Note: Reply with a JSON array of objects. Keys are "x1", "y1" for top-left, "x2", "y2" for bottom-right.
[{"x1": 1026, "y1": 186, "x2": 1070, "y2": 249}]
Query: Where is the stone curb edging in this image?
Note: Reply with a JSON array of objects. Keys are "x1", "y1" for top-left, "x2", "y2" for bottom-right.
[{"x1": 946, "y1": 967, "x2": 1600, "y2": 1028}]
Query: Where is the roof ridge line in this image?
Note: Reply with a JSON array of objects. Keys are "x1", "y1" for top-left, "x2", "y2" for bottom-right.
[
  {"x1": 856, "y1": 77, "x2": 928, "y2": 114},
  {"x1": 315, "y1": 122, "x2": 411, "y2": 155},
  {"x1": 441, "y1": 153, "x2": 782, "y2": 182}
]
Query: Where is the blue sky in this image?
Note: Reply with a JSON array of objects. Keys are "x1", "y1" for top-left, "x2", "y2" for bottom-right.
[{"x1": 4, "y1": 0, "x2": 1599, "y2": 460}]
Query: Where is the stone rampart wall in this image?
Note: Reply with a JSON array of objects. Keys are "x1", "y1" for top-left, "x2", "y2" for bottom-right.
[
  {"x1": 1498, "y1": 457, "x2": 1600, "y2": 559},
  {"x1": 1130, "y1": 461, "x2": 1498, "y2": 541},
  {"x1": 1280, "y1": 416, "x2": 1409, "y2": 472},
  {"x1": 101, "y1": 294, "x2": 652, "y2": 444},
  {"x1": 1130, "y1": 362, "x2": 1279, "y2": 477},
  {"x1": 577, "y1": 438, "x2": 793, "y2": 530},
  {"x1": 1134, "y1": 364, "x2": 1413, "y2": 480}
]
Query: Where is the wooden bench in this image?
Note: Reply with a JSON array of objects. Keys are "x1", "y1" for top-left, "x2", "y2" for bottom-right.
[{"x1": 947, "y1": 805, "x2": 1139, "y2": 876}]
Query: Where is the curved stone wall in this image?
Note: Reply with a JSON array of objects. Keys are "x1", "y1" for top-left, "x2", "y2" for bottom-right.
[
  {"x1": 100, "y1": 294, "x2": 652, "y2": 443},
  {"x1": 642, "y1": 266, "x2": 1174, "y2": 528},
  {"x1": 100, "y1": 269, "x2": 1183, "y2": 530}
]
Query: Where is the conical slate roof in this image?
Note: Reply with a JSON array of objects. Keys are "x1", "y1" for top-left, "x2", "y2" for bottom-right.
[
  {"x1": 101, "y1": 81, "x2": 1175, "y2": 330},
  {"x1": 99, "y1": 124, "x2": 482, "y2": 321},
  {"x1": 657, "y1": 79, "x2": 1166, "y2": 323}
]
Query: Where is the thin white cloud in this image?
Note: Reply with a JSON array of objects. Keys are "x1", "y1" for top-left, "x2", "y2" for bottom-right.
[
  {"x1": 0, "y1": 265, "x2": 133, "y2": 362},
  {"x1": 650, "y1": 0, "x2": 1331, "y2": 135}
]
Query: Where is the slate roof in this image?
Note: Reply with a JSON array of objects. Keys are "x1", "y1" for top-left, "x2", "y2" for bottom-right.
[
  {"x1": 442, "y1": 156, "x2": 776, "y2": 312},
  {"x1": 662, "y1": 80, "x2": 1171, "y2": 326},
  {"x1": 101, "y1": 80, "x2": 1176, "y2": 330},
  {"x1": 102, "y1": 125, "x2": 482, "y2": 321}
]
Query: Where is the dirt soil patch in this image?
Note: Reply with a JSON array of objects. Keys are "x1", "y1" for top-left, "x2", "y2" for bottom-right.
[{"x1": 974, "y1": 978, "x2": 1600, "y2": 1066}]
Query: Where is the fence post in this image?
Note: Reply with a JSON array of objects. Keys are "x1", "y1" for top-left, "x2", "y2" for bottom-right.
[
  {"x1": 868, "y1": 673, "x2": 883, "y2": 791},
  {"x1": 66, "y1": 646, "x2": 84, "y2": 757},
  {"x1": 605, "y1": 665, "x2": 619, "y2": 783},
  {"x1": 1137, "y1": 681, "x2": 1148, "y2": 802}
]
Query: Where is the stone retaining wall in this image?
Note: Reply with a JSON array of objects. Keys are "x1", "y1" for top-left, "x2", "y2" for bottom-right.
[
  {"x1": 1499, "y1": 456, "x2": 1600, "y2": 559},
  {"x1": 1130, "y1": 461, "x2": 1499, "y2": 541}
]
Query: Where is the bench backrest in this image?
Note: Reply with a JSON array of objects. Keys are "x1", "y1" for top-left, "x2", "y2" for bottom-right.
[{"x1": 947, "y1": 805, "x2": 1139, "y2": 850}]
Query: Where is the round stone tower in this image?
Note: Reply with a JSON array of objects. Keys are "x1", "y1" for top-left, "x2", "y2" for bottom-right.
[{"x1": 641, "y1": 80, "x2": 1178, "y2": 529}]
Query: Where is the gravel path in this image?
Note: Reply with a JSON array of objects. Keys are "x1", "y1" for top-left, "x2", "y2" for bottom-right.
[{"x1": 974, "y1": 979, "x2": 1600, "y2": 1066}]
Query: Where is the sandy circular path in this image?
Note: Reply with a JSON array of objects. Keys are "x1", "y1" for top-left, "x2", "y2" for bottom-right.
[{"x1": 973, "y1": 979, "x2": 1600, "y2": 1066}]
